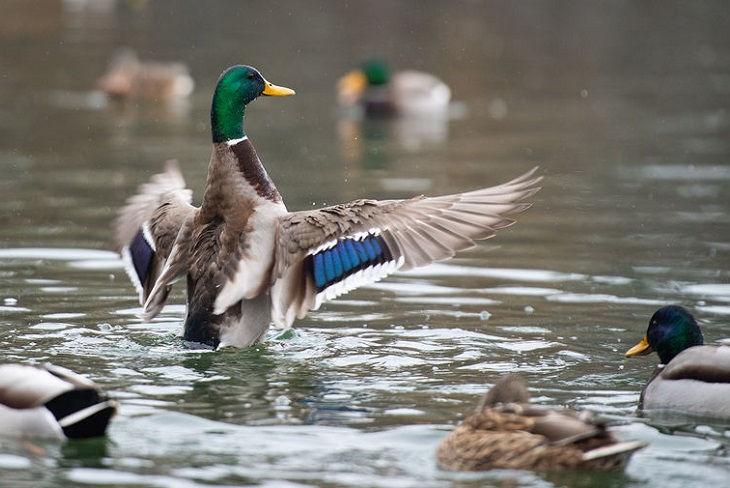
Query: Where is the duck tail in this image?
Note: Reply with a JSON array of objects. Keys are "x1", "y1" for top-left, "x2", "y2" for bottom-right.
[
  {"x1": 45, "y1": 389, "x2": 117, "y2": 439},
  {"x1": 581, "y1": 440, "x2": 647, "y2": 462}
]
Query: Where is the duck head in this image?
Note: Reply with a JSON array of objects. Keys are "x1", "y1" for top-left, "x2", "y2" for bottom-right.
[
  {"x1": 360, "y1": 59, "x2": 391, "y2": 85},
  {"x1": 337, "y1": 59, "x2": 392, "y2": 106},
  {"x1": 625, "y1": 305, "x2": 704, "y2": 364},
  {"x1": 477, "y1": 374, "x2": 531, "y2": 410},
  {"x1": 211, "y1": 65, "x2": 295, "y2": 143}
]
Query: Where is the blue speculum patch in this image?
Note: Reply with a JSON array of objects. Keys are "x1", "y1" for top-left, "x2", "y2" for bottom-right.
[{"x1": 309, "y1": 233, "x2": 394, "y2": 291}]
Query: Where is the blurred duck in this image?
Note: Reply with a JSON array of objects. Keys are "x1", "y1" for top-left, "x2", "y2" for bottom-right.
[
  {"x1": 436, "y1": 374, "x2": 646, "y2": 471},
  {"x1": 97, "y1": 49, "x2": 194, "y2": 100},
  {"x1": 337, "y1": 59, "x2": 451, "y2": 118},
  {"x1": 625, "y1": 305, "x2": 730, "y2": 418},
  {"x1": 0, "y1": 364, "x2": 116, "y2": 439}
]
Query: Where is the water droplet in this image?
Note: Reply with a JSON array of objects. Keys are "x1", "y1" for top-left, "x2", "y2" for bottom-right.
[{"x1": 274, "y1": 395, "x2": 291, "y2": 407}]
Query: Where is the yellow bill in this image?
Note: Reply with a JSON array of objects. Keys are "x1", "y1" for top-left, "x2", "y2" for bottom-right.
[
  {"x1": 262, "y1": 80, "x2": 295, "y2": 96},
  {"x1": 337, "y1": 70, "x2": 367, "y2": 106},
  {"x1": 625, "y1": 336, "x2": 653, "y2": 357}
]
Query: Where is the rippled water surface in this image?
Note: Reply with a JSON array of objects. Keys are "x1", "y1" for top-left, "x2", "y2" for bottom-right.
[{"x1": 1, "y1": 1, "x2": 730, "y2": 487}]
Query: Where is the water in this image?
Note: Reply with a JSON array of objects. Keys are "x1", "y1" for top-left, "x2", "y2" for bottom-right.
[{"x1": 1, "y1": 1, "x2": 730, "y2": 486}]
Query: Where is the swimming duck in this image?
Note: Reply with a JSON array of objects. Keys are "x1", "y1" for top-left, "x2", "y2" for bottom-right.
[
  {"x1": 625, "y1": 305, "x2": 730, "y2": 418},
  {"x1": 112, "y1": 64, "x2": 541, "y2": 349},
  {"x1": 337, "y1": 59, "x2": 451, "y2": 117},
  {"x1": 0, "y1": 364, "x2": 116, "y2": 439},
  {"x1": 436, "y1": 374, "x2": 646, "y2": 472},
  {"x1": 97, "y1": 49, "x2": 194, "y2": 100}
]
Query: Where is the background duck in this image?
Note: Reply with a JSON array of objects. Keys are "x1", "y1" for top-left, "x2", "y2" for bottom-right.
[
  {"x1": 97, "y1": 49, "x2": 194, "y2": 100},
  {"x1": 112, "y1": 64, "x2": 541, "y2": 349},
  {"x1": 0, "y1": 364, "x2": 116, "y2": 439},
  {"x1": 436, "y1": 374, "x2": 646, "y2": 472},
  {"x1": 625, "y1": 305, "x2": 730, "y2": 418},
  {"x1": 337, "y1": 59, "x2": 451, "y2": 118}
]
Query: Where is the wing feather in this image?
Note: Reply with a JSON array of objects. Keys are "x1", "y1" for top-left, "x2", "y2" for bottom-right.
[
  {"x1": 112, "y1": 161, "x2": 195, "y2": 306},
  {"x1": 270, "y1": 167, "x2": 542, "y2": 327}
]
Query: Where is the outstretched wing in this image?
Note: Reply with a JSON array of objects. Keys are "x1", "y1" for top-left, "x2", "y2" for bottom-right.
[
  {"x1": 270, "y1": 167, "x2": 542, "y2": 327},
  {"x1": 112, "y1": 160, "x2": 195, "y2": 305}
]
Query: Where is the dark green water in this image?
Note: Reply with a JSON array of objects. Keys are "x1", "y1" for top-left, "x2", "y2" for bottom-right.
[{"x1": 1, "y1": 1, "x2": 729, "y2": 486}]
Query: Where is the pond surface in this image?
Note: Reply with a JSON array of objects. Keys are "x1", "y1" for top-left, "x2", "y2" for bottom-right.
[{"x1": 1, "y1": 1, "x2": 730, "y2": 487}]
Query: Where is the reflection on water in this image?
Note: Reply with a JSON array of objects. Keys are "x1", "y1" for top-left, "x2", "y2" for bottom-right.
[{"x1": 1, "y1": 1, "x2": 730, "y2": 487}]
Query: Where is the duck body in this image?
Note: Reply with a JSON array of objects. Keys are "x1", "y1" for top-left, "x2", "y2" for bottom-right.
[
  {"x1": 625, "y1": 306, "x2": 730, "y2": 418},
  {"x1": 113, "y1": 65, "x2": 541, "y2": 349},
  {"x1": 338, "y1": 59, "x2": 451, "y2": 118},
  {"x1": 175, "y1": 137, "x2": 289, "y2": 347},
  {"x1": 436, "y1": 374, "x2": 645, "y2": 472},
  {"x1": 0, "y1": 364, "x2": 116, "y2": 439}
]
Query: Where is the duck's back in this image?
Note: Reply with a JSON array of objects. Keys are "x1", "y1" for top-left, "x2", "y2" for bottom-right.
[
  {"x1": 391, "y1": 70, "x2": 451, "y2": 116},
  {"x1": 643, "y1": 345, "x2": 730, "y2": 418}
]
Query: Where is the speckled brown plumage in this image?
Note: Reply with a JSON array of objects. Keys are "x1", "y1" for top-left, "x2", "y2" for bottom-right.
[{"x1": 436, "y1": 375, "x2": 645, "y2": 472}]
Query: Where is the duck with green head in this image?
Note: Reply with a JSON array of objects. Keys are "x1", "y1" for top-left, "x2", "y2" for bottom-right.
[
  {"x1": 436, "y1": 374, "x2": 646, "y2": 472},
  {"x1": 338, "y1": 59, "x2": 451, "y2": 117},
  {"x1": 625, "y1": 305, "x2": 730, "y2": 418},
  {"x1": 113, "y1": 65, "x2": 541, "y2": 349}
]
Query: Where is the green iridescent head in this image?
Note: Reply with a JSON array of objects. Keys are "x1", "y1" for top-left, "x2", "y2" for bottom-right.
[
  {"x1": 361, "y1": 59, "x2": 391, "y2": 85},
  {"x1": 625, "y1": 305, "x2": 704, "y2": 364},
  {"x1": 210, "y1": 65, "x2": 295, "y2": 143}
]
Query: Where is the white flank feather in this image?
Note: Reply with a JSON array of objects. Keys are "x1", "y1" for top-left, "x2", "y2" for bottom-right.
[
  {"x1": 121, "y1": 246, "x2": 145, "y2": 304},
  {"x1": 141, "y1": 222, "x2": 157, "y2": 252}
]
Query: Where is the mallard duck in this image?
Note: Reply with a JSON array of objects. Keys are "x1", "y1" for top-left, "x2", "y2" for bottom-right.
[
  {"x1": 0, "y1": 364, "x2": 116, "y2": 439},
  {"x1": 625, "y1": 305, "x2": 730, "y2": 418},
  {"x1": 436, "y1": 374, "x2": 646, "y2": 472},
  {"x1": 337, "y1": 59, "x2": 451, "y2": 117},
  {"x1": 97, "y1": 49, "x2": 194, "y2": 100},
  {"x1": 112, "y1": 64, "x2": 542, "y2": 349}
]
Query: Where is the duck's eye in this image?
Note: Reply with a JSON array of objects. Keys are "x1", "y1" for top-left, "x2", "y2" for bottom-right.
[{"x1": 247, "y1": 72, "x2": 256, "y2": 80}]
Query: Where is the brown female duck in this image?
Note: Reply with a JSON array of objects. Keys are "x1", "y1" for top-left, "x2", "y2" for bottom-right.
[
  {"x1": 97, "y1": 49, "x2": 194, "y2": 100},
  {"x1": 437, "y1": 374, "x2": 645, "y2": 471}
]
